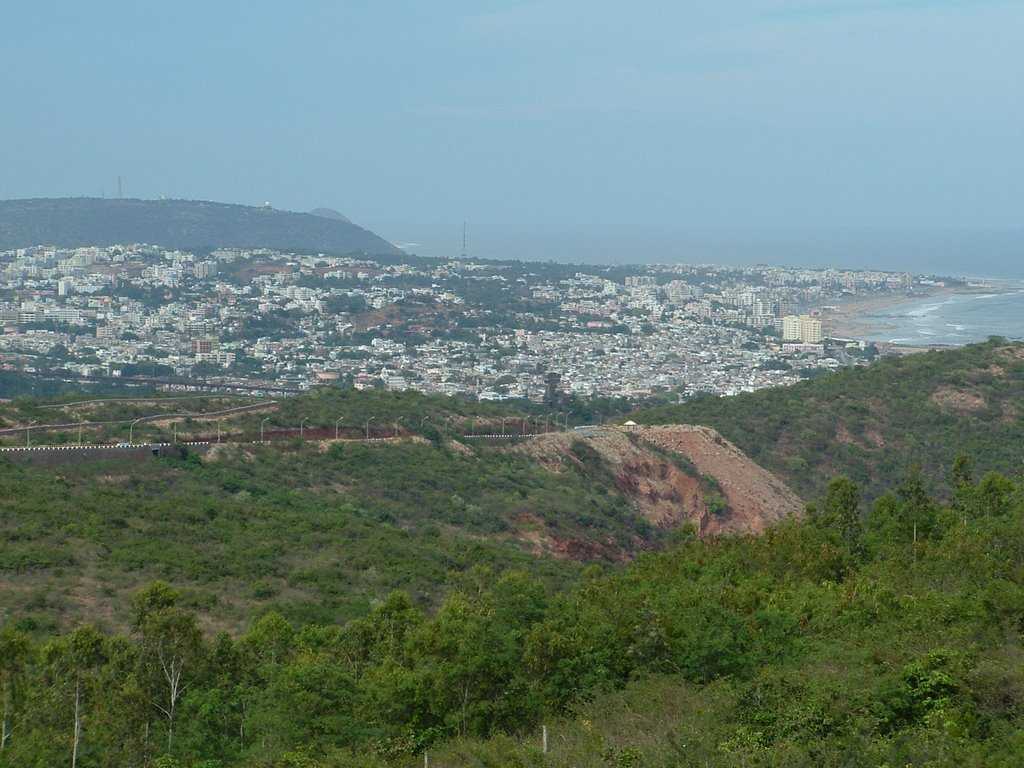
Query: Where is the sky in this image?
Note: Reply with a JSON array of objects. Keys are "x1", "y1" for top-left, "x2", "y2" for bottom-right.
[{"x1": 2, "y1": 1, "x2": 1022, "y2": 274}]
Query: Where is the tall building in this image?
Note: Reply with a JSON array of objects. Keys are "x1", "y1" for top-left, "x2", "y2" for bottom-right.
[
  {"x1": 800, "y1": 315, "x2": 823, "y2": 344},
  {"x1": 544, "y1": 371, "x2": 563, "y2": 405},
  {"x1": 782, "y1": 314, "x2": 823, "y2": 343}
]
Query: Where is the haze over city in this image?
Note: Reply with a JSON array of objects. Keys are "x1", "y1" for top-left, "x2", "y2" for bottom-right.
[{"x1": 3, "y1": 1, "x2": 1022, "y2": 274}]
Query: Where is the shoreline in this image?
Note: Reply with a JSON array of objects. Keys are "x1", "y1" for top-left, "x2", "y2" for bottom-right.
[{"x1": 820, "y1": 282, "x2": 1019, "y2": 345}]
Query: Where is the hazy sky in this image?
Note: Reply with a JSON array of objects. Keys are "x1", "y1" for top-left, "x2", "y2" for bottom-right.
[{"x1": 3, "y1": 1, "x2": 1022, "y2": 271}]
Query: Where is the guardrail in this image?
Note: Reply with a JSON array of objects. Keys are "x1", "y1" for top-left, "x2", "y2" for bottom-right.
[
  {"x1": 0, "y1": 428, "x2": 615, "y2": 455},
  {"x1": 0, "y1": 401, "x2": 278, "y2": 437}
]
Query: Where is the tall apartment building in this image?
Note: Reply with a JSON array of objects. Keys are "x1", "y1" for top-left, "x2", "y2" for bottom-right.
[{"x1": 782, "y1": 314, "x2": 823, "y2": 343}]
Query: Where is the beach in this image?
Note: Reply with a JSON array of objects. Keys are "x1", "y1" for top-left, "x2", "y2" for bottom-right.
[
  {"x1": 821, "y1": 283, "x2": 1024, "y2": 347},
  {"x1": 821, "y1": 288, "x2": 955, "y2": 341}
]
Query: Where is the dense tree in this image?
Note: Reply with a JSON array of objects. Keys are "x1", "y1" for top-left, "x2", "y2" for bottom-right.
[{"x1": 3, "y1": 466, "x2": 1024, "y2": 765}]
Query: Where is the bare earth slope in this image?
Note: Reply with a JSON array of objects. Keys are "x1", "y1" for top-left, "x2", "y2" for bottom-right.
[
  {"x1": 517, "y1": 425, "x2": 803, "y2": 540},
  {"x1": 636, "y1": 425, "x2": 805, "y2": 535}
]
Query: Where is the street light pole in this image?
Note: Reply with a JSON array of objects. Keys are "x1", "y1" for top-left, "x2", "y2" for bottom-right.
[
  {"x1": 300, "y1": 417, "x2": 310, "y2": 440},
  {"x1": 129, "y1": 418, "x2": 144, "y2": 444},
  {"x1": 217, "y1": 420, "x2": 222, "y2": 444},
  {"x1": 26, "y1": 420, "x2": 36, "y2": 448},
  {"x1": 261, "y1": 417, "x2": 271, "y2": 443},
  {"x1": 78, "y1": 417, "x2": 84, "y2": 446},
  {"x1": 335, "y1": 416, "x2": 344, "y2": 440},
  {"x1": 365, "y1": 416, "x2": 376, "y2": 440}
]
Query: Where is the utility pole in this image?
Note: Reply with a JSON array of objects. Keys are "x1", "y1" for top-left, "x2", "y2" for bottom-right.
[
  {"x1": 26, "y1": 420, "x2": 36, "y2": 447},
  {"x1": 261, "y1": 417, "x2": 271, "y2": 443},
  {"x1": 542, "y1": 725, "x2": 548, "y2": 754},
  {"x1": 335, "y1": 416, "x2": 344, "y2": 440},
  {"x1": 78, "y1": 417, "x2": 84, "y2": 446}
]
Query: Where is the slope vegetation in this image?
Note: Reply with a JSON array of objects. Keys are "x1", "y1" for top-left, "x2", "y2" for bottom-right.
[
  {"x1": 2, "y1": 460, "x2": 1023, "y2": 767},
  {"x1": 631, "y1": 339, "x2": 1024, "y2": 500},
  {"x1": 0, "y1": 197, "x2": 400, "y2": 254},
  {"x1": 0, "y1": 390, "x2": 802, "y2": 634}
]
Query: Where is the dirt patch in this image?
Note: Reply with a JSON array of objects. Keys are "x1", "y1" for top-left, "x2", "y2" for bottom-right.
[
  {"x1": 517, "y1": 430, "x2": 705, "y2": 529},
  {"x1": 835, "y1": 423, "x2": 856, "y2": 446},
  {"x1": 1002, "y1": 402, "x2": 1020, "y2": 424},
  {"x1": 865, "y1": 428, "x2": 886, "y2": 448},
  {"x1": 516, "y1": 426, "x2": 803, "y2": 538},
  {"x1": 930, "y1": 386, "x2": 987, "y2": 414},
  {"x1": 836, "y1": 422, "x2": 884, "y2": 450},
  {"x1": 447, "y1": 439, "x2": 474, "y2": 456},
  {"x1": 997, "y1": 345, "x2": 1024, "y2": 361},
  {"x1": 636, "y1": 426, "x2": 805, "y2": 536}
]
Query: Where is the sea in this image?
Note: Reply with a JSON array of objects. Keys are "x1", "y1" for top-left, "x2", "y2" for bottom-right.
[{"x1": 862, "y1": 285, "x2": 1024, "y2": 346}]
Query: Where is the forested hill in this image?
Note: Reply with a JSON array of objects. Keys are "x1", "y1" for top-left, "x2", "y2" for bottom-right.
[
  {"x1": 3, "y1": 454, "x2": 1024, "y2": 766},
  {"x1": 0, "y1": 198, "x2": 401, "y2": 254},
  {"x1": 630, "y1": 339, "x2": 1024, "y2": 500}
]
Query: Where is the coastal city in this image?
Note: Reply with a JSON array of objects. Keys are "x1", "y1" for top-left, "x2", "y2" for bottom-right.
[{"x1": 0, "y1": 243, "x2": 952, "y2": 401}]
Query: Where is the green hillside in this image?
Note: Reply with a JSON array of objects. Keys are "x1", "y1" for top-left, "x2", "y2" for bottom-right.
[
  {"x1": 2, "y1": 464, "x2": 1024, "y2": 766},
  {"x1": 0, "y1": 389, "x2": 671, "y2": 634},
  {"x1": 631, "y1": 339, "x2": 1024, "y2": 500},
  {"x1": 5, "y1": 346, "x2": 1024, "y2": 765}
]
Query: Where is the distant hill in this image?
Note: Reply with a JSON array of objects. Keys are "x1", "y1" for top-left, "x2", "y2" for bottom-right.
[
  {"x1": 308, "y1": 206, "x2": 352, "y2": 224},
  {"x1": 630, "y1": 339, "x2": 1024, "y2": 500},
  {"x1": 0, "y1": 197, "x2": 401, "y2": 254}
]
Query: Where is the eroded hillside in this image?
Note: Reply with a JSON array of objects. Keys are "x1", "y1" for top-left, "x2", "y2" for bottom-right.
[{"x1": 516, "y1": 425, "x2": 803, "y2": 541}]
